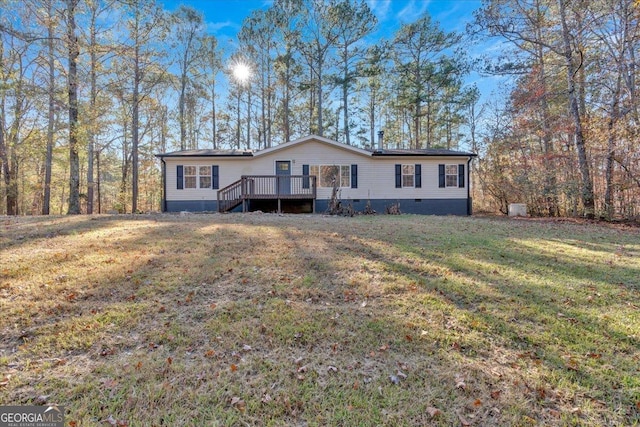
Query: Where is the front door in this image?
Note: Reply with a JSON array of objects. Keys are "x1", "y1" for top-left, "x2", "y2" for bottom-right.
[{"x1": 276, "y1": 161, "x2": 291, "y2": 195}]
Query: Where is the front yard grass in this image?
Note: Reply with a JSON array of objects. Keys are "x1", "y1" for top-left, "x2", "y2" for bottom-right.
[{"x1": 1, "y1": 213, "x2": 638, "y2": 426}]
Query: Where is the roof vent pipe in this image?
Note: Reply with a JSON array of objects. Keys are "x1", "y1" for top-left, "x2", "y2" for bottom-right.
[{"x1": 377, "y1": 130, "x2": 384, "y2": 150}]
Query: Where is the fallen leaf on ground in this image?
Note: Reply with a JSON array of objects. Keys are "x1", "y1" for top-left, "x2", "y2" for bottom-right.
[
  {"x1": 457, "y1": 411, "x2": 472, "y2": 426},
  {"x1": 426, "y1": 407, "x2": 442, "y2": 418},
  {"x1": 230, "y1": 396, "x2": 246, "y2": 411},
  {"x1": 102, "y1": 415, "x2": 128, "y2": 426}
]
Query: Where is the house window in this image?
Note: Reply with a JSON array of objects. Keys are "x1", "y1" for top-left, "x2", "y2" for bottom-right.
[
  {"x1": 402, "y1": 164, "x2": 415, "y2": 188},
  {"x1": 184, "y1": 165, "x2": 212, "y2": 189},
  {"x1": 445, "y1": 164, "x2": 458, "y2": 187},
  {"x1": 199, "y1": 166, "x2": 212, "y2": 188},
  {"x1": 310, "y1": 165, "x2": 350, "y2": 188},
  {"x1": 184, "y1": 166, "x2": 197, "y2": 189}
]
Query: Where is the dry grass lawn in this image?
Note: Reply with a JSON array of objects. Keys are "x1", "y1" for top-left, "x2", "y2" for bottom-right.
[{"x1": 1, "y1": 213, "x2": 639, "y2": 426}]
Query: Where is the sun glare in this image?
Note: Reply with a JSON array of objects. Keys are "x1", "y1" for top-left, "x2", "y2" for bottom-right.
[{"x1": 232, "y1": 62, "x2": 251, "y2": 83}]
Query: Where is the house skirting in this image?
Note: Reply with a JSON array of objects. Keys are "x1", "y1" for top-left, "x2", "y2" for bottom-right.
[
  {"x1": 165, "y1": 198, "x2": 472, "y2": 216},
  {"x1": 166, "y1": 200, "x2": 219, "y2": 212},
  {"x1": 316, "y1": 198, "x2": 471, "y2": 215}
]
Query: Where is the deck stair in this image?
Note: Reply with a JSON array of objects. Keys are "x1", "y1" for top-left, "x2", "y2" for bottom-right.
[{"x1": 217, "y1": 175, "x2": 317, "y2": 213}]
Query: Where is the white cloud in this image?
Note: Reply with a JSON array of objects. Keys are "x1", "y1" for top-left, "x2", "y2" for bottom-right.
[
  {"x1": 206, "y1": 20, "x2": 236, "y2": 34},
  {"x1": 397, "y1": 0, "x2": 430, "y2": 22},
  {"x1": 367, "y1": 0, "x2": 392, "y2": 21}
]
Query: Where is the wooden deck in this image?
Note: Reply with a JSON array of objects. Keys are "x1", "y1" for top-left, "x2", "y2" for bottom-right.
[{"x1": 217, "y1": 175, "x2": 317, "y2": 213}]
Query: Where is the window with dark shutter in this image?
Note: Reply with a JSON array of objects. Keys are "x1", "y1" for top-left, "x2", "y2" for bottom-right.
[
  {"x1": 458, "y1": 164, "x2": 465, "y2": 188},
  {"x1": 438, "y1": 164, "x2": 445, "y2": 188},
  {"x1": 177, "y1": 165, "x2": 184, "y2": 190},
  {"x1": 395, "y1": 164, "x2": 402, "y2": 188},
  {"x1": 351, "y1": 164, "x2": 358, "y2": 189},
  {"x1": 415, "y1": 164, "x2": 421, "y2": 188}
]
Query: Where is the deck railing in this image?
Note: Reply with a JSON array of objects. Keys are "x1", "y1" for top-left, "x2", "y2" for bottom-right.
[
  {"x1": 218, "y1": 175, "x2": 317, "y2": 212},
  {"x1": 217, "y1": 179, "x2": 244, "y2": 212}
]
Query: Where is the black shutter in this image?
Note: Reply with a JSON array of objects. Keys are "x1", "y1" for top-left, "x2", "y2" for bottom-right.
[
  {"x1": 351, "y1": 164, "x2": 358, "y2": 188},
  {"x1": 458, "y1": 164, "x2": 465, "y2": 188},
  {"x1": 438, "y1": 164, "x2": 445, "y2": 188},
  {"x1": 177, "y1": 165, "x2": 184, "y2": 190},
  {"x1": 395, "y1": 164, "x2": 402, "y2": 188},
  {"x1": 302, "y1": 164, "x2": 310, "y2": 189},
  {"x1": 415, "y1": 164, "x2": 421, "y2": 188},
  {"x1": 212, "y1": 165, "x2": 219, "y2": 189}
]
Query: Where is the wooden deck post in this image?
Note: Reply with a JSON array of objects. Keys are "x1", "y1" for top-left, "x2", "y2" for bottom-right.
[{"x1": 312, "y1": 176, "x2": 317, "y2": 213}]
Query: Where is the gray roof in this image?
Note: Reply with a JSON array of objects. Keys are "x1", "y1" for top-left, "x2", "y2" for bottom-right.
[
  {"x1": 368, "y1": 148, "x2": 477, "y2": 157},
  {"x1": 156, "y1": 144, "x2": 476, "y2": 159},
  {"x1": 156, "y1": 149, "x2": 253, "y2": 158}
]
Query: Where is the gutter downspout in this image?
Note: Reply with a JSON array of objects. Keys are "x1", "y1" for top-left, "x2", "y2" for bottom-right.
[
  {"x1": 160, "y1": 157, "x2": 167, "y2": 213},
  {"x1": 467, "y1": 156, "x2": 473, "y2": 216}
]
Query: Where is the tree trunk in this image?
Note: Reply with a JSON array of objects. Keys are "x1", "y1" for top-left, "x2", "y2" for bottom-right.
[
  {"x1": 414, "y1": 100, "x2": 421, "y2": 149},
  {"x1": 161, "y1": 105, "x2": 167, "y2": 153},
  {"x1": 87, "y1": 2, "x2": 98, "y2": 215},
  {"x1": 283, "y1": 54, "x2": 291, "y2": 142},
  {"x1": 558, "y1": 0, "x2": 595, "y2": 218},
  {"x1": 211, "y1": 81, "x2": 216, "y2": 149},
  {"x1": 369, "y1": 83, "x2": 376, "y2": 147},
  {"x1": 96, "y1": 150, "x2": 101, "y2": 213},
  {"x1": 266, "y1": 60, "x2": 272, "y2": 148},
  {"x1": 43, "y1": 0, "x2": 55, "y2": 215},
  {"x1": 0, "y1": 104, "x2": 15, "y2": 215},
  {"x1": 67, "y1": 0, "x2": 80, "y2": 215},
  {"x1": 317, "y1": 55, "x2": 324, "y2": 137},
  {"x1": 0, "y1": 39, "x2": 16, "y2": 215},
  {"x1": 132, "y1": 41, "x2": 140, "y2": 213},
  {"x1": 342, "y1": 45, "x2": 350, "y2": 145},
  {"x1": 535, "y1": 38, "x2": 559, "y2": 217},
  {"x1": 605, "y1": 74, "x2": 622, "y2": 220},
  {"x1": 247, "y1": 83, "x2": 251, "y2": 149},
  {"x1": 179, "y1": 73, "x2": 187, "y2": 150}
]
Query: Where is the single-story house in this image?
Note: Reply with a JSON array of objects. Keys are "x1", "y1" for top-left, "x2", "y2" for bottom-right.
[{"x1": 156, "y1": 134, "x2": 477, "y2": 215}]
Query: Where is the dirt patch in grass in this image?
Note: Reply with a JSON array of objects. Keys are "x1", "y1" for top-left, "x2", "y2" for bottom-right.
[{"x1": 1, "y1": 213, "x2": 639, "y2": 426}]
